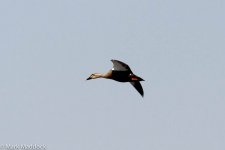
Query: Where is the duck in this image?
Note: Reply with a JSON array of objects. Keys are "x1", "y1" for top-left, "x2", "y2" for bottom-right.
[{"x1": 87, "y1": 59, "x2": 144, "y2": 97}]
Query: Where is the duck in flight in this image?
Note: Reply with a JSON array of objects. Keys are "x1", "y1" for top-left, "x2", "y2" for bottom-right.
[{"x1": 87, "y1": 59, "x2": 144, "y2": 97}]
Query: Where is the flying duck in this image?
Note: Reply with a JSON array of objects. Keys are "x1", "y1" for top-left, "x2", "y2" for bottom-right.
[{"x1": 87, "y1": 59, "x2": 144, "y2": 97}]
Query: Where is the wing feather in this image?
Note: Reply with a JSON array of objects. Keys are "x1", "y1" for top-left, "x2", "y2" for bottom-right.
[
  {"x1": 130, "y1": 81, "x2": 144, "y2": 97},
  {"x1": 111, "y1": 59, "x2": 132, "y2": 72}
]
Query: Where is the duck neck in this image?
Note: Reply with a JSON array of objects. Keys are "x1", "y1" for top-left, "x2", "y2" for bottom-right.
[
  {"x1": 94, "y1": 73, "x2": 105, "y2": 79},
  {"x1": 103, "y1": 70, "x2": 112, "y2": 79}
]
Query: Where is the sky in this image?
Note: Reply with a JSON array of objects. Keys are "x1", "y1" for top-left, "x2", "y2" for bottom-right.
[{"x1": 0, "y1": 0, "x2": 225, "y2": 150}]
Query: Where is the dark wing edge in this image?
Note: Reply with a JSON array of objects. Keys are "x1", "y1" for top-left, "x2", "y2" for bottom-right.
[
  {"x1": 111, "y1": 59, "x2": 132, "y2": 71},
  {"x1": 130, "y1": 81, "x2": 144, "y2": 97}
]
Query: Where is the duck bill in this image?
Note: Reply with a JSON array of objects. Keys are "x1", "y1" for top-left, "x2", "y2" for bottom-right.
[{"x1": 86, "y1": 77, "x2": 92, "y2": 80}]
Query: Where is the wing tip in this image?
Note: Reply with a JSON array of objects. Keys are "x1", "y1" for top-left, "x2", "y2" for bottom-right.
[
  {"x1": 130, "y1": 81, "x2": 144, "y2": 98},
  {"x1": 140, "y1": 91, "x2": 144, "y2": 97},
  {"x1": 111, "y1": 59, "x2": 115, "y2": 63},
  {"x1": 111, "y1": 59, "x2": 118, "y2": 62}
]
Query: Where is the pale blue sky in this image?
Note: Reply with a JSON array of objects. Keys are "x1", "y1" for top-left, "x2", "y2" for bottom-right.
[{"x1": 0, "y1": 0, "x2": 225, "y2": 149}]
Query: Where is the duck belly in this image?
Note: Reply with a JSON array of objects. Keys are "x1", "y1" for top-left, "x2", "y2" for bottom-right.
[{"x1": 111, "y1": 71, "x2": 130, "y2": 82}]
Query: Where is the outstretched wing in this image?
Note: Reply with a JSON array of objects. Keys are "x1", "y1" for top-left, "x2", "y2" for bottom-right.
[
  {"x1": 111, "y1": 59, "x2": 132, "y2": 72},
  {"x1": 130, "y1": 81, "x2": 144, "y2": 97}
]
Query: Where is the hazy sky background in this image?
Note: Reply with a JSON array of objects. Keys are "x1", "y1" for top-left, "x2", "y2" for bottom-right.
[{"x1": 0, "y1": 0, "x2": 225, "y2": 149}]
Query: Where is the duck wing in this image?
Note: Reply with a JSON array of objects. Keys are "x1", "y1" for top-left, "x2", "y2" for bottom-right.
[
  {"x1": 130, "y1": 81, "x2": 144, "y2": 97},
  {"x1": 111, "y1": 59, "x2": 132, "y2": 72}
]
